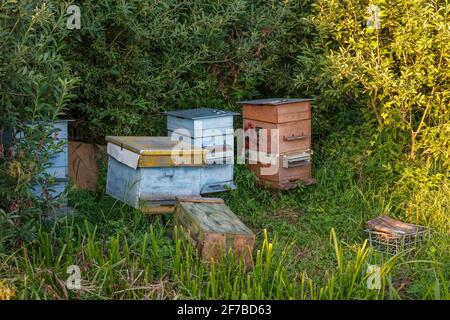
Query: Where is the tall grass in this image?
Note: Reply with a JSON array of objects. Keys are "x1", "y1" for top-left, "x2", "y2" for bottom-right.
[
  {"x1": 0, "y1": 209, "x2": 448, "y2": 300},
  {"x1": 171, "y1": 226, "x2": 446, "y2": 300},
  {"x1": 0, "y1": 156, "x2": 448, "y2": 300}
]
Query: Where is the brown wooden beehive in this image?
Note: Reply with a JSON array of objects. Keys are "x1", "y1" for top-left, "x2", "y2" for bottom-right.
[
  {"x1": 173, "y1": 197, "x2": 255, "y2": 266},
  {"x1": 239, "y1": 98, "x2": 316, "y2": 189},
  {"x1": 243, "y1": 118, "x2": 311, "y2": 154},
  {"x1": 248, "y1": 150, "x2": 315, "y2": 189}
]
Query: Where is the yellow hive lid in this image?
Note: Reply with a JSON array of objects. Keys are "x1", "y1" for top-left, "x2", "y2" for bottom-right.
[{"x1": 106, "y1": 136, "x2": 207, "y2": 167}]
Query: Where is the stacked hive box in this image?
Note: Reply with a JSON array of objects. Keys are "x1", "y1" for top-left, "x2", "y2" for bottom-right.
[
  {"x1": 239, "y1": 98, "x2": 316, "y2": 189},
  {"x1": 165, "y1": 108, "x2": 239, "y2": 193},
  {"x1": 105, "y1": 136, "x2": 208, "y2": 214},
  {"x1": 40, "y1": 120, "x2": 70, "y2": 199},
  {"x1": 6, "y1": 120, "x2": 70, "y2": 200}
]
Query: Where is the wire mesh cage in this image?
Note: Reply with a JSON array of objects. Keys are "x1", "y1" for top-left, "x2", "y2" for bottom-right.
[{"x1": 365, "y1": 226, "x2": 430, "y2": 255}]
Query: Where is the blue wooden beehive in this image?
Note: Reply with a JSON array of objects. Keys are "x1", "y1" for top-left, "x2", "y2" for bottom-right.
[
  {"x1": 165, "y1": 108, "x2": 239, "y2": 193},
  {"x1": 105, "y1": 136, "x2": 208, "y2": 213},
  {"x1": 8, "y1": 120, "x2": 70, "y2": 200},
  {"x1": 37, "y1": 120, "x2": 69, "y2": 199}
]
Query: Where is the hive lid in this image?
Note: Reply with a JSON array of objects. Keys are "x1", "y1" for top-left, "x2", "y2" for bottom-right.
[
  {"x1": 176, "y1": 200, "x2": 254, "y2": 235},
  {"x1": 106, "y1": 136, "x2": 205, "y2": 155},
  {"x1": 165, "y1": 108, "x2": 239, "y2": 119},
  {"x1": 238, "y1": 98, "x2": 314, "y2": 105},
  {"x1": 366, "y1": 216, "x2": 424, "y2": 236},
  {"x1": 106, "y1": 136, "x2": 207, "y2": 168}
]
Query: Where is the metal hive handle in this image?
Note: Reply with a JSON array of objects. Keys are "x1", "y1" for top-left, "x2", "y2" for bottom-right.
[
  {"x1": 164, "y1": 171, "x2": 174, "y2": 177},
  {"x1": 283, "y1": 134, "x2": 307, "y2": 141},
  {"x1": 287, "y1": 159, "x2": 310, "y2": 167}
]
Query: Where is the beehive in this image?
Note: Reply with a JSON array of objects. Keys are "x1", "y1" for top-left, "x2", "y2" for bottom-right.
[
  {"x1": 239, "y1": 98, "x2": 316, "y2": 189},
  {"x1": 165, "y1": 108, "x2": 239, "y2": 193},
  {"x1": 6, "y1": 120, "x2": 70, "y2": 200},
  {"x1": 242, "y1": 118, "x2": 311, "y2": 154},
  {"x1": 173, "y1": 197, "x2": 255, "y2": 265},
  {"x1": 248, "y1": 150, "x2": 314, "y2": 189},
  {"x1": 105, "y1": 136, "x2": 208, "y2": 213}
]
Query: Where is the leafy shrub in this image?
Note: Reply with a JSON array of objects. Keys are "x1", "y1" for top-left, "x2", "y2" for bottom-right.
[
  {"x1": 299, "y1": 0, "x2": 450, "y2": 165},
  {"x1": 0, "y1": 1, "x2": 77, "y2": 248},
  {"x1": 64, "y1": 0, "x2": 314, "y2": 141}
]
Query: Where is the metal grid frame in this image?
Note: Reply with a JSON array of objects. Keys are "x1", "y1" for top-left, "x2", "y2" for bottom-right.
[{"x1": 365, "y1": 225, "x2": 431, "y2": 255}]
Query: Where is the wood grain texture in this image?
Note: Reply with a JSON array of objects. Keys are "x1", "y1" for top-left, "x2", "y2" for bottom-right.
[
  {"x1": 106, "y1": 156, "x2": 203, "y2": 211},
  {"x1": 366, "y1": 216, "x2": 420, "y2": 235},
  {"x1": 167, "y1": 111, "x2": 237, "y2": 193},
  {"x1": 178, "y1": 202, "x2": 252, "y2": 234},
  {"x1": 68, "y1": 142, "x2": 106, "y2": 190},
  {"x1": 169, "y1": 132, "x2": 234, "y2": 149},
  {"x1": 242, "y1": 99, "x2": 315, "y2": 190},
  {"x1": 256, "y1": 177, "x2": 317, "y2": 190},
  {"x1": 4, "y1": 121, "x2": 70, "y2": 200},
  {"x1": 140, "y1": 205, "x2": 175, "y2": 214},
  {"x1": 169, "y1": 131, "x2": 235, "y2": 163},
  {"x1": 248, "y1": 149, "x2": 315, "y2": 190},
  {"x1": 139, "y1": 166, "x2": 202, "y2": 197},
  {"x1": 173, "y1": 199, "x2": 255, "y2": 266},
  {"x1": 244, "y1": 119, "x2": 311, "y2": 153},
  {"x1": 106, "y1": 156, "x2": 141, "y2": 208},
  {"x1": 177, "y1": 197, "x2": 225, "y2": 204},
  {"x1": 233, "y1": 235, "x2": 255, "y2": 265},
  {"x1": 248, "y1": 162, "x2": 312, "y2": 182},
  {"x1": 105, "y1": 136, "x2": 196, "y2": 154},
  {"x1": 200, "y1": 164, "x2": 235, "y2": 194},
  {"x1": 137, "y1": 153, "x2": 205, "y2": 167},
  {"x1": 242, "y1": 101, "x2": 311, "y2": 123},
  {"x1": 106, "y1": 154, "x2": 234, "y2": 210},
  {"x1": 201, "y1": 233, "x2": 226, "y2": 262}
]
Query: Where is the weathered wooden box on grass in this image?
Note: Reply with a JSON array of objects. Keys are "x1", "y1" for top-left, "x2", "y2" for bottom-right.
[
  {"x1": 106, "y1": 136, "x2": 208, "y2": 214},
  {"x1": 173, "y1": 197, "x2": 255, "y2": 265}
]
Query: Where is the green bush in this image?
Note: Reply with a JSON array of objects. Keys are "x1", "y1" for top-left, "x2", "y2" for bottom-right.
[
  {"x1": 64, "y1": 0, "x2": 313, "y2": 141},
  {"x1": 297, "y1": 0, "x2": 450, "y2": 165},
  {"x1": 0, "y1": 1, "x2": 77, "y2": 248}
]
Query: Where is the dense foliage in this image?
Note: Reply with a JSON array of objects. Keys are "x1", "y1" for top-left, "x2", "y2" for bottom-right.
[
  {"x1": 0, "y1": 2, "x2": 77, "y2": 248},
  {"x1": 309, "y1": 0, "x2": 449, "y2": 165},
  {"x1": 65, "y1": 0, "x2": 313, "y2": 140},
  {"x1": 306, "y1": 0, "x2": 450, "y2": 231}
]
